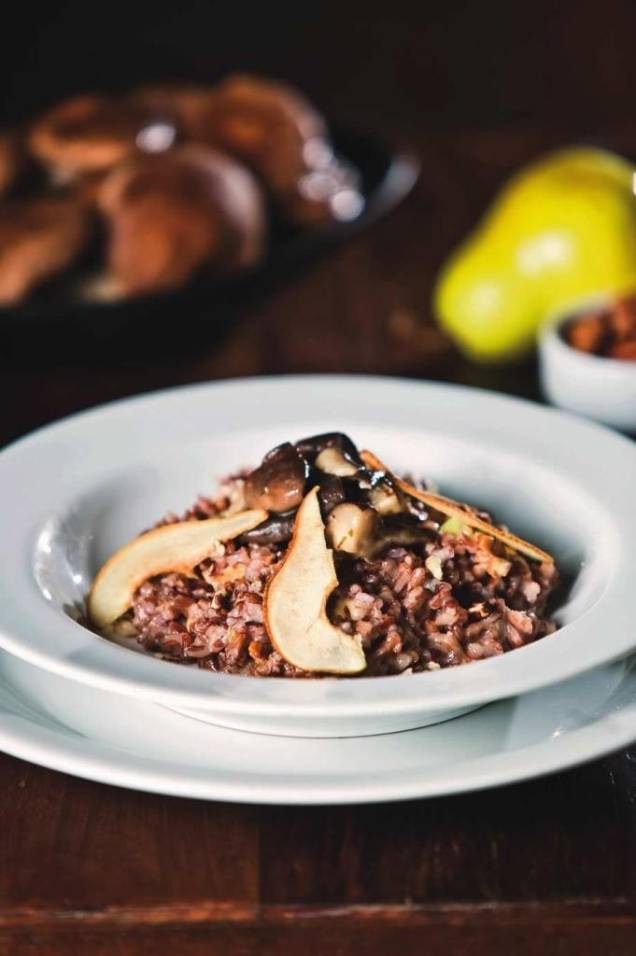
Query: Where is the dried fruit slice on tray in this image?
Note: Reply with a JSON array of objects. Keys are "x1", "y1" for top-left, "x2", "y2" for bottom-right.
[
  {"x1": 360, "y1": 449, "x2": 553, "y2": 565},
  {"x1": 88, "y1": 509, "x2": 267, "y2": 629},
  {"x1": 264, "y1": 486, "x2": 367, "y2": 675}
]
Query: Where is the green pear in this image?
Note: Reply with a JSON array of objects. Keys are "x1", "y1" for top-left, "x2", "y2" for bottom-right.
[{"x1": 434, "y1": 147, "x2": 636, "y2": 362}]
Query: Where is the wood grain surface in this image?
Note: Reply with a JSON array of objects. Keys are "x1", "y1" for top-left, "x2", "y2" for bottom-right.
[{"x1": 1, "y1": 1, "x2": 636, "y2": 952}]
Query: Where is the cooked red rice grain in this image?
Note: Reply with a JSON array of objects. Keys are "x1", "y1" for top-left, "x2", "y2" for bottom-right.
[
  {"x1": 125, "y1": 474, "x2": 557, "y2": 677},
  {"x1": 127, "y1": 537, "x2": 556, "y2": 677}
]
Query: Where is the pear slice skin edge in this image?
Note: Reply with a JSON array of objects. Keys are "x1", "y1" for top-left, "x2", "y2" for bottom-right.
[
  {"x1": 264, "y1": 486, "x2": 367, "y2": 675},
  {"x1": 360, "y1": 449, "x2": 553, "y2": 565},
  {"x1": 88, "y1": 509, "x2": 268, "y2": 630}
]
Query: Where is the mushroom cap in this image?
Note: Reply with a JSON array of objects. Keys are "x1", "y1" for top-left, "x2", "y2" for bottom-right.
[
  {"x1": 0, "y1": 196, "x2": 91, "y2": 305},
  {"x1": 88, "y1": 508, "x2": 267, "y2": 630},
  {"x1": 205, "y1": 74, "x2": 326, "y2": 184},
  {"x1": 96, "y1": 144, "x2": 266, "y2": 296},
  {"x1": 28, "y1": 94, "x2": 160, "y2": 179},
  {"x1": 243, "y1": 442, "x2": 308, "y2": 513},
  {"x1": 176, "y1": 74, "x2": 360, "y2": 227},
  {"x1": 131, "y1": 76, "x2": 326, "y2": 190}
]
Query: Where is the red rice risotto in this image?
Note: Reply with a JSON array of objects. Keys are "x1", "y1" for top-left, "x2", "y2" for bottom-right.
[{"x1": 89, "y1": 433, "x2": 558, "y2": 677}]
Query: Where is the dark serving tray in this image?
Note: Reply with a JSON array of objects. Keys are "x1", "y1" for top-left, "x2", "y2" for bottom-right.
[{"x1": 0, "y1": 127, "x2": 419, "y2": 348}]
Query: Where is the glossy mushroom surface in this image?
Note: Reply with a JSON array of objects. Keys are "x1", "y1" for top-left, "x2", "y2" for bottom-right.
[
  {"x1": 96, "y1": 145, "x2": 265, "y2": 297},
  {"x1": 28, "y1": 94, "x2": 158, "y2": 181},
  {"x1": 243, "y1": 442, "x2": 308, "y2": 512},
  {"x1": 193, "y1": 75, "x2": 364, "y2": 227},
  {"x1": 237, "y1": 432, "x2": 434, "y2": 555}
]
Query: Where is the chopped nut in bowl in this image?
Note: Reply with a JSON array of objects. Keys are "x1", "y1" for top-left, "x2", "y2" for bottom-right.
[{"x1": 539, "y1": 295, "x2": 636, "y2": 432}]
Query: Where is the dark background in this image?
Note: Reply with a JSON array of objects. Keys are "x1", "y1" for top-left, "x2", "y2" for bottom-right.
[
  {"x1": 1, "y1": 0, "x2": 635, "y2": 132},
  {"x1": 2, "y1": 3, "x2": 636, "y2": 954}
]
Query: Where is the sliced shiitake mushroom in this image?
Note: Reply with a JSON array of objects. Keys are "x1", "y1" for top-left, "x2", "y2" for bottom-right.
[
  {"x1": 368, "y1": 480, "x2": 404, "y2": 516},
  {"x1": 240, "y1": 512, "x2": 296, "y2": 545},
  {"x1": 243, "y1": 442, "x2": 308, "y2": 513},
  {"x1": 316, "y1": 474, "x2": 346, "y2": 514},
  {"x1": 325, "y1": 506, "x2": 432, "y2": 559},
  {"x1": 315, "y1": 446, "x2": 359, "y2": 477},
  {"x1": 264, "y1": 487, "x2": 366, "y2": 675},
  {"x1": 372, "y1": 513, "x2": 435, "y2": 554},
  {"x1": 325, "y1": 503, "x2": 379, "y2": 557},
  {"x1": 295, "y1": 432, "x2": 363, "y2": 468},
  {"x1": 360, "y1": 449, "x2": 553, "y2": 564},
  {"x1": 241, "y1": 435, "x2": 360, "y2": 525},
  {"x1": 88, "y1": 509, "x2": 267, "y2": 630}
]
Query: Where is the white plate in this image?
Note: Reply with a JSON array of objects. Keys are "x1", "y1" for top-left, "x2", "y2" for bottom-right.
[
  {"x1": 1, "y1": 649, "x2": 635, "y2": 803},
  {"x1": 0, "y1": 375, "x2": 635, "y2": 736}
]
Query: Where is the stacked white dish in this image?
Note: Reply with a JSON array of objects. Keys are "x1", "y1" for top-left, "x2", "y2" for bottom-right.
[{"x1": 0, "y1": 375, "x2": 634, "y2": 803}]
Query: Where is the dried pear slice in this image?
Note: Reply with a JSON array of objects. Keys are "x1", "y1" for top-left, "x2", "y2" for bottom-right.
[
  {"x1": 264, "y1": 486, "x2": 366, "y2": 675},
  {"x1": 88, "y1": 509, "x2": 267, "y2": 629},
  {"x1": 360, "y1": 449, "x2": 553, "y2": 565}
]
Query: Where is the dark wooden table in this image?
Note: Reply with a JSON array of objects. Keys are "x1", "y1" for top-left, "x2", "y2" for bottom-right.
[{"x1": 2, "y1": 3, "x2": 636, "y2": 953}]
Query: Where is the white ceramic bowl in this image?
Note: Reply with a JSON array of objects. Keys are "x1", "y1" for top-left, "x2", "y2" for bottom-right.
[
  {"x1": 539, "y1": 303, "x2": 636, "y2": 431},
  {"x1": 0, "y1": 375, "x2": 635, "y2": 737}
]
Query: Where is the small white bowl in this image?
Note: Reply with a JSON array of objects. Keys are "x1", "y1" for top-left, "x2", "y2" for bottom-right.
[{"x1": 539, "y1": 303, "x2": 636, "y2": 432}]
